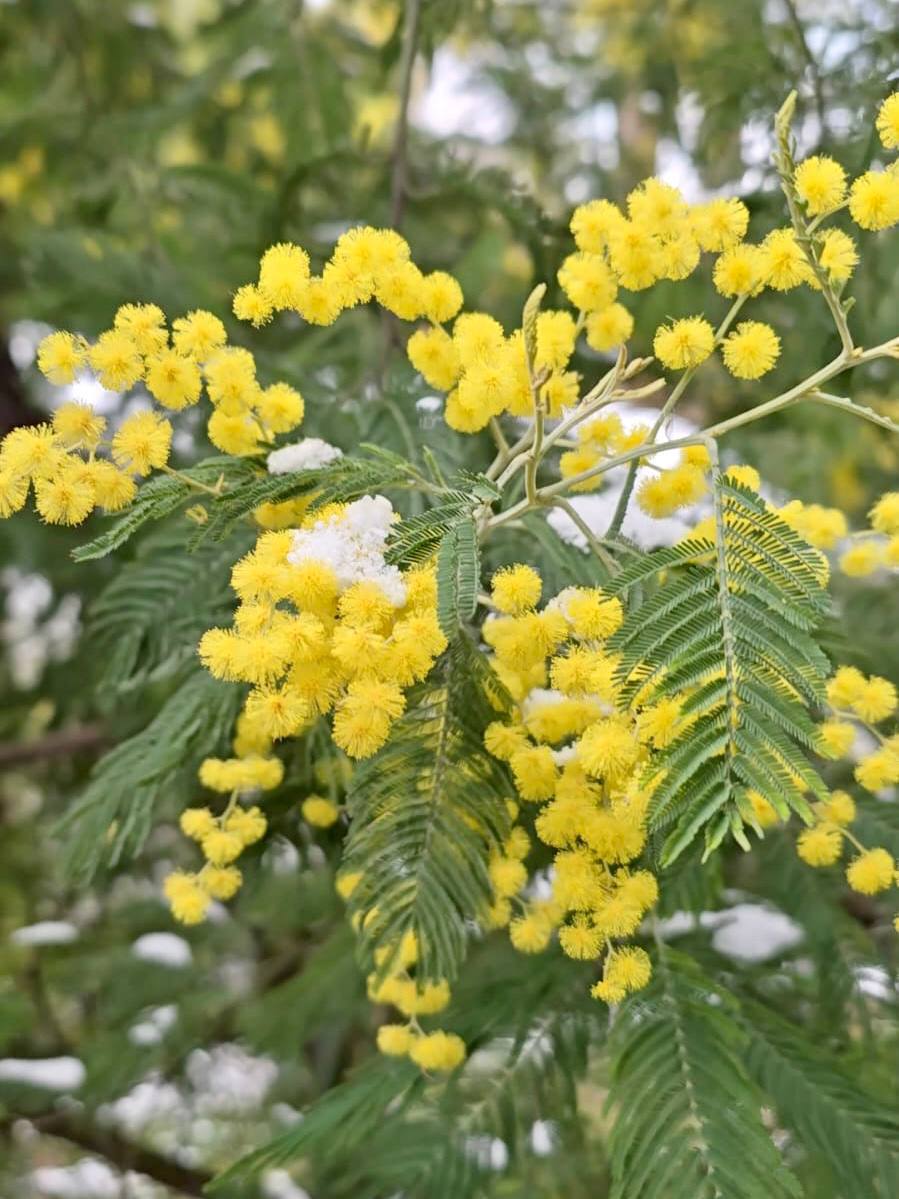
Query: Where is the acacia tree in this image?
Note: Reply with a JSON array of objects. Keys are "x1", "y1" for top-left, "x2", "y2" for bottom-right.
[{"x1": 2, "y1": 4, "x2": 899, "y2": 1198}]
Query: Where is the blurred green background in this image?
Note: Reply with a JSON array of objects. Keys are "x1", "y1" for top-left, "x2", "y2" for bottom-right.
[{"x1": 1, "y1": 1, "x2": 898, "y2": 1196}]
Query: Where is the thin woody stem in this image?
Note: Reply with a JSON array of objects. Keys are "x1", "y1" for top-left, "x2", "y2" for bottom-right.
[{"x1": 604, "y1": 294, "x2": 749, "y2": 536}]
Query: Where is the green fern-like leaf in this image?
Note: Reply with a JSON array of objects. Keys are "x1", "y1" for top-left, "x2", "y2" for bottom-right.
[
  {"x1": 608, "y1": 477, "x2": 831, "y2": 863},
  {"x1": 437, "y1": 514, "x2": 481, "y2": 638},
  {"x1": 209, "y1": 1057, "x2": 419, "y2": 1190},
  {"x1": 71, "y1": 456, "x2": 254, "y2": 560},
  {"x1": 58, "y1": 669, "x2": 243, "y2": 882},
  {"x1": 85, "y1": 522, "x2": 252, "y2": 692},
  {"x1": 743, "y1": 1001, "x2": 899, "y2": 1195},
  {"x1": 192, "y1": 448, "x2": 428, "y2": 544},
  {"x1": 609, "y1": 946, "x2": 802, "y2": 1199},
  {"x1": 342, "y1": 632, "x2": 514, "y2": 982}
]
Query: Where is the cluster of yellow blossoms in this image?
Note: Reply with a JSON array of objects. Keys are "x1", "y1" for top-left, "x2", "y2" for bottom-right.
[
  {"x1": 232, "y1": 229, "x2": 463, "y2": 331},
  {"x1": 833, "y1": 490, "x2": 899, "y2": 577},
  {"x1": 360, "y1": 930, "x2": 465, "y2": 1072},
  {"x1": 197, "y1": 517, "x2": 446, "y2": 762},
  {"x1": 474, "y1": 564, "x2": 667, "y2": 1003},
  {"x1": 1, "y1": 301, "x2": 304, "y2": 525},
  {"x1": 741, "y1": 661, "x2": 899, "y2": 925}
]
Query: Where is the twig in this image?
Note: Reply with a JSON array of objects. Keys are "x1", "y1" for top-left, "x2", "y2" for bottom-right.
[
  {"x1": 604, "y1": 295, "x2": 749, "y2": 536},
  {"x1": 0, "y1": 725, "x2": 109, "y2": 769},
  {"x1": 390, "y1": 0, "x2": 422, "y2": 230},
  {"x1": 2, "y1": 1113, "x2": 212, "y2": 1198}
]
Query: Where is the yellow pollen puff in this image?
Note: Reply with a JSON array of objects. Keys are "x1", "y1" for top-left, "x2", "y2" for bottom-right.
[
  {"x1": 302, "y1": 796, "x2": 340, "y2": 827},
  {"x1": 203, "y1": 866, "x2": 242, "y2": 901},
  {"x1": 51, "y1": 402, "x2": 106, "y2": 449},
  {"x1": 821, "y1": 790, "x2": 856, "y2": 826},
  {"x1": 233, "y1": 284, "x2": 273, "y2": 328},
  {"x1": 509, "y1": 744, "x2": 558, "y2": 802},
  {"x1": 255, "y1": 382, "x2": 304, "y2": 434},
  {"x1": 870, "y1": 492, "x2": 899, "y2": 536},
  {"x1": 33, "y1": 462, "x2": 96, "y2": 526},
  {"x1": 491, "y1": 564, "x2": 542, "y2": 615},
  {"x1": 164, "y1": 871, "x2": 211, "y2": 924},
  {"x1": 760, "y1": 228, "x2": 812, "y2": 291},
  {"x1": 258, "y1": 242, "x2": 311, "y2": 310},
  {"x1": 420, "y1": 271, "x2": 463, "y2": 324},
  {"x1": 146, "y1": 350, "x2": 202, "y2": 410},
  {"x1": 224, "y1": 806, "x2": 268, "y2": 846},
  {"x1": 562, "y1": 588, "x2": 624, "y2": 639},
  {"x1": 713, "y1": 244, "x2": 763, "y2": 297},
  {"x1": 637, "y1": 463, "x2": 707, "y2": 518},
  {"x1": 408, "y1": 1031, "x2": 466, "y2": 1072},
  {"x1": 534, "y1": 310, "x2": 578, "y2": 371},
  {"x1": 489, "y1": 854, "x2": 528, "y2": 897},
  {"x1": 509, "y1": 910, "x2": 553, "y2": 954},
  {"x1": 578, "y1": 719, "x2": 639, "y2": 780},
  {"x1": 748, "y1": 791, "x2": 780, "y2": 829},
  {"x1": 627, "y1": 177, "x2": 688, "y2": 238},
  {"x1": 88, "y1": 330, "x2": 144, "y2": 391},
  {"x1": 244, "y1": 685, "x2": 310, "y2": 740},
  {"x1": 839, "y1": 541, "x2": 885, "y2": 578},
  {"x1": 848, "y1": 170, "x2": 899, "y2": 232},
  {"x1": 180, "y1": 807, "x2": 217, "y2": 840},
  {"x1": 570, "y1": 198, "x2": 626, "y2": 253},
  {"x1": 653, "y1": 317, "x2": 714, "y2": 371},
  {"x1": 201, "y1": 829, "x2": 244, "y2": 866},
  {"x1": 797, "y1": 823, "x2": 843, "y2": 867},
  {"x1": 111, "y1": 411, "x2": 172, "y2": 476},
  {"x1": 817, "y1": 720, "x2": 856, "y2": 759},
  {"x1": 725, "y1": 464, "x2": 761, "y2": 490},
  {"x1": 559, "y1": 916, "x2": 603, "y2": 960},
  {"x1": 376, "y1": 1023, "x2": 414, "y2": 1057},
  {"x1": 826, "y1": 665, "x2": 867, "y2": 709},
  {"x1": 406, "y1": 326, "x2": 461, "y2": 391},
  {"x1": 38, "y1": 331, "x2": 85, "y2": 385},
  {"x1": 794, "y1": 155, "x2": 847, "y2": 216},
  {"x1": 818, "y1": 229, "x2": 858, "y2": 284},
  {"x1": 585, "y1": 303, "x2": 634, "y2": 352},
  {"x1": 113, "y1": 303, "x2": 167, "y2": 356},
  {"x1": 721, "y1": 321, "x2": 780, "y2": 380},
  {"x1": 846, "y1": 848, "x2": 896, "y2": 895},
  {"x1": 592, "y1": 946, "x2": 652, "y2": 1004},
  {"x1": 690, "y1": 197, "x2": 749, "y2": 251},
  {"x1": 557, "y1": 252, "x2": 617, "y2": 313},
  {"x1": 876, "y1": 93, "x2": 899, "y2": 150},
  {"x1": 855, "y1": 747, "x2": 899, "y2": 792},
  {"x1": 172, "y1": 310, "x2": 227, "y2": 362},
  {"x1": 852, "y1": 676, "x2": 897, "y2": 723}
]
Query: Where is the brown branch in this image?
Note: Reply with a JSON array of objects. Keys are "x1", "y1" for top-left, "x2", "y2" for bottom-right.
[
  {"x1": 0, "y1": 725, "x2": 109, "y2": 770},
  {"x1": 3, "y1": 1113, "x2": 212, "y2": 1197}
]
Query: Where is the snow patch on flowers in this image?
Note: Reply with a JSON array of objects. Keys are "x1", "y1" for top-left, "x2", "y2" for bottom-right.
[
  {"x1": 288, "y1": 494, "x2": 407, "y2": 606},
  {"x1": 267, "y1": 438, "x2": 343, "y2": 474}
]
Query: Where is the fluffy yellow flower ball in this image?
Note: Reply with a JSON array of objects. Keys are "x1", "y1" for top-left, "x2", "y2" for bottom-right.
[
  {"x1": 721, "y1": 321, "x2": 780, "y2": 380},
  {"x1": 846, "y1": 848, "x2": 896, "y2": 895},
  {"x1": 491, "y1": 564, "x2": 542, "y2": 615},
  {"x1": 408, "y1": 1031, "x2": 466, "y2": 1071},
  {"x1": 875, "y1": 93, "x2": 899, "y2": 150},
  {"x1": 794, "y1": 155, "x2": 847, "y2": 216},
  {"x1": 797, "y1": 824, "x2": 843, "y2": 867},
  {"x1": 302, "y1": 796, "x2": 340, "y2": 828},
  {"x1": 653, "y1": 316, "x2": 715, "y2": 371},
  {"x1": 849, "y1": 171, "x2": 899, "y2": 232}
]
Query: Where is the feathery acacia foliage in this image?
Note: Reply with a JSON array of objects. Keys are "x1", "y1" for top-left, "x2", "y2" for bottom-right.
[
  {"x1": 609, "y1": 475, "x2": 832, "y2": 862},
  {"x1": 344, "y1": 633, "x2": 514, "y2": 983},
  {"x1": 3, "y1": 6, "x2": 899, "y2": 1197}
]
